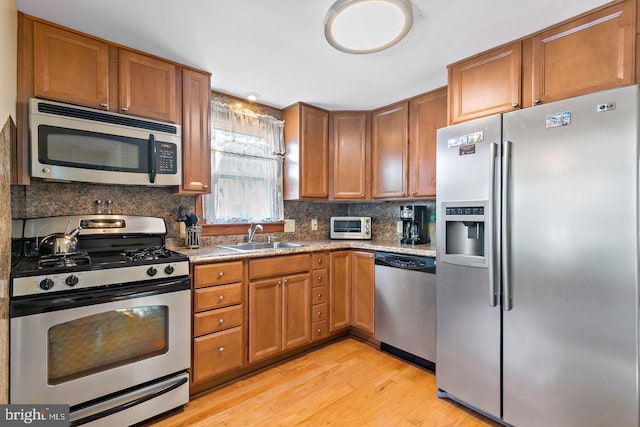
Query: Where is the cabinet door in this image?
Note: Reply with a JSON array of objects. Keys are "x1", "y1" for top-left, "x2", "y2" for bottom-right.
[
  {"x1": 371, "y1": 102, "x2": 409, "y2": 199},
  {"x1": 34, "y1": 22, "x2": 110, "y2": 109},
  {"x1": 448, "y1": 42, "x2": 521, "y2": 124},
  {"x1": 180, "y1": 69, "x2": 211, "y2": 193},
  {"x1": 119, "y1": 49, "x2": 177, "y2": 122},
  {"x1": 329, "y1": 251, "x2": 351, "y2": 332},
  {"x1": 282, "y1": 273, "x2": 312, "y2": 350},
  {"x1": 301, "y1": 105, "x2": 329, "y2": 198},
  {"x1": 249, "y1": 278, "x2": 282, "y2": 363},
  {"x1": 330, "y1": 111, "x2": 370, "y2": 200},
  {"x1": 408, "y1": 88, "x2": 447, "y2": 198},
  {"x1": 531, "y1": 1, "x2": 634, "y2": 105},
  {"x1": 351, "y1": 251, "x2": 375, "y2": 334}
]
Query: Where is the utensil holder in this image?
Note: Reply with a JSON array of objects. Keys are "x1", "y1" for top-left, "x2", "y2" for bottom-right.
[{"x1": 186, "y1": 225, "x2": 202, "y2": 248}]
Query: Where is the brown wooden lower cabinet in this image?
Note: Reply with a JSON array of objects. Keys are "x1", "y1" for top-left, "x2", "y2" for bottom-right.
[
  {"x1": 329, "y1": 251, "x2": 352, "y2": 332},
  {"x1": 248, "y1": 254, "x2": 312, "y2": 364},
  {"x1": 350, "y1": 251, "x2": 375, "y2": 334},
  {"x1": 191, "y1": 261, "x2": 246, "y2": 387}
]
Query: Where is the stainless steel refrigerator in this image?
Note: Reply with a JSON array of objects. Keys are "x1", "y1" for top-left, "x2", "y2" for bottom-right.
[{"x1": 435, "y1": 85, "x2": 639, "y2": 427}]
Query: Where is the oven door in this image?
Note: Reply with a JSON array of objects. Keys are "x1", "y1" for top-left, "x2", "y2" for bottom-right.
[{"x1": 9, "y1": 278, "x2": 190, "y2": 407}]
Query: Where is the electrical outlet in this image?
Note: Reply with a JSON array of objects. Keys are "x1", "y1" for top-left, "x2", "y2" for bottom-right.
[
  {"x1": 284, "y1": 219, "x2": 295, "y2": 233},
  {"x1": 311, "y1": 218, "x2": 318, "y2": 231},
  {"x1": 396, "y1": 220, "x2": 403, "y2": 233}
]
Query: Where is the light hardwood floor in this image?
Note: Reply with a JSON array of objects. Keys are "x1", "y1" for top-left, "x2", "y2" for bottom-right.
[{"x1": 147, "y1": 338, "x2": 500, "y2": 426}]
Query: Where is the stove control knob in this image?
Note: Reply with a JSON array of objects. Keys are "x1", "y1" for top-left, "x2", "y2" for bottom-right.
[
  {"x1": 147, "y1": 267, "x2": 158, "y2": 277},
  {"x1": 164, "y1": 265, "x2": 175, "y2": 275},
  {"x1": 39, "y1": 278, "x2": 54, "y2": 291},
  {"x1": 65, "y1": 275, "x2": 79, "y2": 287}
]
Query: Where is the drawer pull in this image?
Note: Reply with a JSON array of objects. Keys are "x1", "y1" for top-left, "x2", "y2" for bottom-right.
[
  {"x1": 218, "y1": 318, "x2": 225, "y2": 324},
  {"x1": 317, "y1": 328, "x2": 322, "y2": 334},
  {"x1": 317, "y1": 258, "x2": 323, "y2": 264},
  {"x1": 218, "y1": 295, "x2": 225, "y2": 301},
  {"x1": 317, "y1": 276, "x2": 323, "y2": 282},
  {"x1": 317, "y1": 311, "x2": 322, "y2": 316},
  {"x1": 218, "y1": 347, "x2": 225, "y2": 352},
  {"x1": 317, "y1": 293, "x2": 323, "y2": 298},
  {"x1": 217, "y1": 271, "x2": 224, "y2": 278}
]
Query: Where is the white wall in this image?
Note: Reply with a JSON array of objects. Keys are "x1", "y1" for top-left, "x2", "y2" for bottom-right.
[{"x1": 0, "y1": 0, "x2": 16, "y2": 120}]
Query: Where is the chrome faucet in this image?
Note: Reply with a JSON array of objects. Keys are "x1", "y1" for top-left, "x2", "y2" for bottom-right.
[{"x1": 247, "y1": 223, "x2": 263, "y2": 243}]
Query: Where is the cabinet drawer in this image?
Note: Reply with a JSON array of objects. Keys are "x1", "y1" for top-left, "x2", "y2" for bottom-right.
[
  {"x1": 249, "y1": 254, "x2": 310, "y2": 280},
  {"x1": 312, "y1": 252, "x2": 329, "y2": 269},
  {"x1": 193, "y1": 326, "x2": 243, "y2": 383},
  {"x1": 312, "y1": 268, "x2": 327, "y2": 288},
  {"x1": 194, "y1": 261, "x2": 244, "y2": 288},
  {"x1": 312, "y1": 302, "x2": 327, "y2": 323},
  {"x1": 312, "y1": 320, "x2": 328, "y2": 341},
  {"x1": 194, "y1": 283, "x2": 242, "y2": 311},
  {"x1": 194, "y1": 305, "x2": 243, "y2": 337},
  {"x1": 312, "y1": 285, "x2": 327, "y2": 305}
]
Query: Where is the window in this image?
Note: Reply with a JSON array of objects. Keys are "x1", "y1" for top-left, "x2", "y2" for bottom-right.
[{"x1": 201, "y1": 101, "x2": 284, "y2": 225}]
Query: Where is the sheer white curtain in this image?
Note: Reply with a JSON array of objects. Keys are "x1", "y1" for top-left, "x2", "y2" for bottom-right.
[{"x1": 202, "y1": 101, "x2": 284, "y2": 224}]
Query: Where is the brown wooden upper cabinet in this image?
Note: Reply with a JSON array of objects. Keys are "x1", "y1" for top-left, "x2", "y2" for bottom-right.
[
  {"x1": 180, "y1": 69, "x2": 212, "y2": 194},
  {"x1": 329, "y1": 111, "x2": 370, "y2": 200},
  {"x1": 371, "y1": 87, "x2": 446, "y2": 200},
  {"x1": 448, "y1": 42, "x2": 522, "y2": 125},
  {"x1": 371, "y1": 102, "x2": 409, "y2": 199},
  {"x1": 283, "y1": 103, "x2": 329, "y2": 200},
  {"x1": 408, "y1": 88, "x2": 447, "y2": 198},
  {"x1": 119, "y1": 50, "x2": 178, "y2": 123},
  {"x1": 447, "y1": 0, "x2": 635, "y2": 124},
  {"x1": 531, "y1": 0, "x2": 634, "y2": 105},
  {"x1": 34, "y1": 22, "x2": 110, "y2": 110}
]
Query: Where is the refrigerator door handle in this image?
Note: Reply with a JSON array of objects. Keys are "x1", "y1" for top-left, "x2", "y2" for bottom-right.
[
  {"x1": 488, "y1": 142, "x2": 498, "y2": 307},
  {"x1": 502, "y1": 140, "x2": 513, "y2": 311}
]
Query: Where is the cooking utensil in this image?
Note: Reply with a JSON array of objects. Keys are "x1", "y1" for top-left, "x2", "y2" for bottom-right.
[{"x1": 39, "y1": 221, "x2": 82, "y2": 255}]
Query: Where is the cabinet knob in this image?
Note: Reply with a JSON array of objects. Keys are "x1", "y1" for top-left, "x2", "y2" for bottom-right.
[
  {"x1": 278, "y1": 280, "x2": 282, "y2": 285},
  {"x1": 317, "y1": 328, "x2": 322, "y2": 334},
  {"x1": 317, "y1": 311, "x2": 322, "y2": 316},
  {"x1": 284, "y1": 279, "x2": 289, "y2": 284},
  {"x1": 533, "y1": 99, "x2": 541, "y2": 105},
  {"x1": 218, "y1": 347, "x2": 225, "y2": 352},
  {"x1": 217, "y1": 271, "x2": 224, "y2": 278},
  {"x1": 218, "y1": 318, "x2": 224, "y2": 324},
  {"x1": 411, "y1": 191, "x2": 417, "y2": 196},
  {"x1": 361, "y1": 193, "x2": 365, "y2": 198},
  {"x1": 121, "y1": 107, "x2": 129, "y2": 112},
  {"x1": 203, "y1": 184, "x2": 209, "y2": 189},
  {"x1": 318, "y1": 293, "x2": 323, "y2": 298},
  {"x1": 218, "y1": 295, "x2": 225, "y2": 301},
  {"x1": 317, "y1": 276, "x2": 323, "y2": 282},
  {"x1": 317, "y1": 258, "x2": 323, "y2": 265},
  {"x1": 511, "y1": 103, "x2": 520, "y2": 109},
  {"x1": 99, "y1": 103, "x2": 108, "y2": 109}
]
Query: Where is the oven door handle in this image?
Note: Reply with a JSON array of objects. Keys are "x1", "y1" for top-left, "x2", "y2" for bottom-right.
[
  {"x1": 10, "y1": 277, "x2": 190, "y2": 318},
  {"x1": 70, "y1": 373, "x2": 188, "y2": 426}
]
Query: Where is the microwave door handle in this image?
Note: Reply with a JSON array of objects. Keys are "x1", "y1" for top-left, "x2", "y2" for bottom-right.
[{"x1": 148, "y1": 134, "x2": 157, "y2": 183}]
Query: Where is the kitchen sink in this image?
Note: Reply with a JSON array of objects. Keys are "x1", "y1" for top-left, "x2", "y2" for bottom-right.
[{"x1": 217, "y1": 242, "x2": 306, "y2": 252}]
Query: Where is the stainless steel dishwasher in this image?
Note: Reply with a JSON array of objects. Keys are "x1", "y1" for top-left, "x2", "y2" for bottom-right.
[{"x1": 374, "y1": 251, "x2": 436, "y2": 369}]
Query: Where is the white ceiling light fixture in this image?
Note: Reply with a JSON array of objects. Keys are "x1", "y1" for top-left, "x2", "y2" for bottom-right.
[{"x1": 324, "y1": 0, "x2": 414, "y2": 54}]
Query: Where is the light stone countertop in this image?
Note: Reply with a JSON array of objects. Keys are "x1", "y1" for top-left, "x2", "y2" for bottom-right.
[{"x1": 170, "y1": 239, "x2": 436, "y2": 264}]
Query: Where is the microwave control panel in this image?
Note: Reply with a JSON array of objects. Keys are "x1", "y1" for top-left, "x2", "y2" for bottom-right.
[{"x1": 157, "y1": 143, "x2": 177, "y2": 174}]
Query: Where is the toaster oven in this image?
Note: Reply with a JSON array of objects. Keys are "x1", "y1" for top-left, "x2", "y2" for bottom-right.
[{"x1": 330, "y1": 217, "x2": 372, "y2": 240}]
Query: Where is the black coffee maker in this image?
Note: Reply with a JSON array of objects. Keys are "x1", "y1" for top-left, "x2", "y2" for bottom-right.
[{"x1": 400, "y1": 205, "x2": 429, "y2": 244}]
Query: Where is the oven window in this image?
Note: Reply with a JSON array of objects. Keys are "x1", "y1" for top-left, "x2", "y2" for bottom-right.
[{"x1": 47, "y1": 305, "x2": 168, "y2": 385}]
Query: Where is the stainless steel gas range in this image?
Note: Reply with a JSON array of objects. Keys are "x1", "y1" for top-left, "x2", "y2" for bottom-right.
[{"x1": 9, "y1": 215, "x2": 190, "y2": 427}]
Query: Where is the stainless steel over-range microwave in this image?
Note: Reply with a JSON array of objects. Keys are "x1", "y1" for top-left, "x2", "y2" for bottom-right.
[
  {"x1": 330, "y1": 217, "x2": 372, "y2": 240},
  {"x1": 29, "y1": 98, "x2": 182, "y2": 186}
]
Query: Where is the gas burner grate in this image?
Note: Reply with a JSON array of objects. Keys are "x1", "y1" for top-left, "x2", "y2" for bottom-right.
[
  {"x1": 38, "y1": 252, "x2": 91, "y2": 269},
  {"x1": 122, "y1": 247, "x2": 173, "y2": 262}
]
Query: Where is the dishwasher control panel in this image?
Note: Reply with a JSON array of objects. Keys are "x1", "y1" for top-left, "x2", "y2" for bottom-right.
[{"x1": 374, "y1": 252, "x2": 435, "y2": 273}]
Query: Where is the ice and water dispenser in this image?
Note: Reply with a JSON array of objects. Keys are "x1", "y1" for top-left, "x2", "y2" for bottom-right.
[{"x1": 441, "y1": 202, "x2": 489, "y2": 267}]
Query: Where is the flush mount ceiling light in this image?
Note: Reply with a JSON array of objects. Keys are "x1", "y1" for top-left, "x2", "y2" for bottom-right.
[{"x1": 324, "y1": 0, "x2": 413, "y2": 54}]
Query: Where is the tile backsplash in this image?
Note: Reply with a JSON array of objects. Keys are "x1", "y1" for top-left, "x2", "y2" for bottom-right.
[{"x1": 11, "y1": 181, "x2": 436, "y2": 246}]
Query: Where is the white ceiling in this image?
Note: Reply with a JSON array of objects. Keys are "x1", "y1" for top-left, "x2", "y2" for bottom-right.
[{"x1": 16, "y1": 0, "x2": 612, "y2": 111}]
